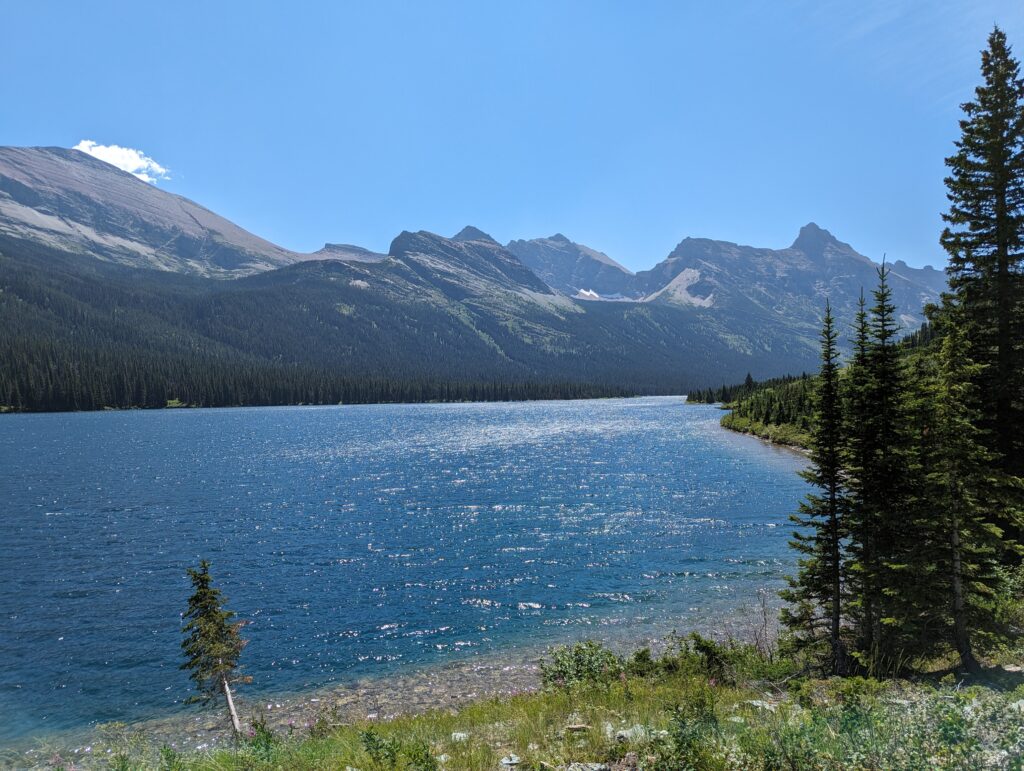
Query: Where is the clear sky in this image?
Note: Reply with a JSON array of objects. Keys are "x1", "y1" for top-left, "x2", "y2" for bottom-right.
[{"x1": 2, "y1": 1, "x2": 1021, "y2": 270}]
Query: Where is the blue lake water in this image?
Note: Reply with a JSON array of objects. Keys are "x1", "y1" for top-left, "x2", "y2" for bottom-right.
[{"x1": 0, "y1": 397, "x2": 806, "y2": 745}]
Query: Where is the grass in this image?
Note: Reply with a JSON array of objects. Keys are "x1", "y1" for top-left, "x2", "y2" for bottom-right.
[
  {"x1": 40, "y1": 635, "x2": 1024, "y2": 770},
  {"x1": 719, "y1": 412, "x2": 811, "y2": 450}
]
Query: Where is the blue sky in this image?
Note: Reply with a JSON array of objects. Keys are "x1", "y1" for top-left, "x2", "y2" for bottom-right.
[{"x1": 2, "y1": 1, "x2": 1021, "y2": 270}]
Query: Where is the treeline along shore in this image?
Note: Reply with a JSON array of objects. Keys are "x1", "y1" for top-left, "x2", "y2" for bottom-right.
[{"x1": 6, "y1": 24, "x2": 1024, "y2": 771}]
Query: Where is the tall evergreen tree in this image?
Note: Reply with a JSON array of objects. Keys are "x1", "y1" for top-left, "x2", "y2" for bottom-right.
[
  {"x1": 940, "y1": 26, "x2": 1024, "y2": 478},
  {"x1": 868, "y1": 265, "x2": 921, "y2": 669},
  {"x1": 843, "y1": 290, "x2": 879, "y2": 663},
  {"x1": 780, "y1": 300, "x2": 850, "y2": 674},
  {"x1": 181, "y1": 561, "x2": 250, "y2": 734},
  {"x1": 920, "y1": 323, "x2": 1016, "y2": 672},
  {"x1": 844, "y1": 268, "x2": 919, "y2": 672}
]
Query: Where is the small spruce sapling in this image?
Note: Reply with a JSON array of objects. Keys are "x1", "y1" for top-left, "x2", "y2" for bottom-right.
[{"x1": 180, "y1": 560, "x2": 251, "y2": 734}]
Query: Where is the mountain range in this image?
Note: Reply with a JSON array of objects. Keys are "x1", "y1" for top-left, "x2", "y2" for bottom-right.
[{"x1": 0, "y1": 146, "x2": 948, "y2": 409}]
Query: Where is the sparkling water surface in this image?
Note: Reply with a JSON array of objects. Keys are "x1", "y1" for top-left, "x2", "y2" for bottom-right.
[{"x1": 0, "y1": 397, "x2": 806, "y2": 744}]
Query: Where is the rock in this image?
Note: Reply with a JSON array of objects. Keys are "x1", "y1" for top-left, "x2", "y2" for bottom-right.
[
  {"x1": 615, "y1": 724, "x2": 647, "y2": 742},
  {"x1": 567, "y1": 764, "x2": 610, "y2": 771},
  {"x1": 451, "y1": 731, "x2": 469, "y2": 742},
  {"x1": 745, "y1": 699, "x2": 777, "y2": 712},
  {"x1": 500, "y1": 754, "x2": 521, "y2": 766},
  {"x1": 1010, "y1": 699, "x2": 1024, "y2": 713},
  {"x1": 566, "y1": 723, "x2": 591, "y2": 732}
]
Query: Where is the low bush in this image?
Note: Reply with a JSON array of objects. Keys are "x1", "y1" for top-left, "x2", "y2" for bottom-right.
[{"x1": 540, "y1": 640, "x2": 624, "y2": 688}]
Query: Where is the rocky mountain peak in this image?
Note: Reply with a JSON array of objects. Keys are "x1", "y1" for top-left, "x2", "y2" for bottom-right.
[
  {"x1": 452, "y1": 226, "x2": 497, "y2": 244},
  {"x1": 790, "y1": 222, "x2": 840, "y2": 256},
  {"x1": 314, "y1": 243, "x2": 387, "y2": 263}
]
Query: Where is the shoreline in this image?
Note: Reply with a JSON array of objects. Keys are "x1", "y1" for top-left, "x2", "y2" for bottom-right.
[
  {"x1": 5, "y1": 599, "x2": 782, "y2": 765},
  {"x1": 0, "y1": 392, "x2": 677, "y2": 417}
]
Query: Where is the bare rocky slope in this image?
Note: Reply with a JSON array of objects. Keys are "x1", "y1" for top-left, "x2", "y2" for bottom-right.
[{"x1": 0, "y1": 146, "x2": 311, "y2": 277}]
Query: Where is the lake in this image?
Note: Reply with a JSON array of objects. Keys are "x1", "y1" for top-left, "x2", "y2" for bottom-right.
[{"x1": 0, "y1": 397, "x2": 806, "y2": 746}]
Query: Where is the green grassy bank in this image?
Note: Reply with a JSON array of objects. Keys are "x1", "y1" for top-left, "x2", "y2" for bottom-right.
[{"x1": 38, "y1": 636, "x2": 1024, "y2": 770}]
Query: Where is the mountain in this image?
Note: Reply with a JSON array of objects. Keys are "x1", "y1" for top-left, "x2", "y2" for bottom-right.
[
  {"x1": 0, "y1": 146, "x2": 949, "y2": 412},
  {"x1": 635, "y1": 223, "x2": 946, "y2": 333},
  {"x1": 505, "y1": 225, "x2": 944, "y2": 337},
  {"x1": 0, "y1": 146, "x2": 342, "y2": 278},
  {"x1": 312, "y1": 243, "x2": 387, "y2": 262},
  {"x1": 393, "y1": 227, "x2": 556, "y2": 299},
  {"x1": 506, "y1": 234, "x2": 636, "y2": 299}
]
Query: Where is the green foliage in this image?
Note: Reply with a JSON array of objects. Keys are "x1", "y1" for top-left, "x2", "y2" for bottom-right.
[
  {"x1": 357, "y1": 728, "x2": 439, "y2": 770},
  {"x1": 57, "y1": 637, "x2": 1024, "y2": 770},
  {"x1": 842, "y1": 265, "x2": 924, "y2": 672},
  {"x1": 180, "y1": 560, "x2": 249, "y2": 706},
  {"x1": 939, "y1": 26, "x2": 1024, "y2": 480},
  {"x1": 540, "y1": 640, "x2": 624, "y2": 688},
  {"x1": 657, "y1": 684, "x2": 723, "y2": 769},
  {"x1": 403, "y1": 740, "x2": 441, "y2": 771},
  {"x1": 719, "y1": 412, "x2": 812, "y2": 448},
  {"x1": 360, "y1": 728, "x2": 402, "y2": 767},
  {"x1": 702, "y1": 374, "x2": 815, "y2": 438},
  {"x1": 158, "y1": 744, "x2": 186, "y2": 771},
  {"x1": 780, "y1": 302, "x2": 851, "y2": 675},
  {"x1": 687, "y1": 372, "x2": 811, "y2": 407},
  {"x1": 0, "y1": 234, "x2": 805, "y2": 414},
  {"x1": 246, "y1": 716, "x2": 280, "y2": 761}
]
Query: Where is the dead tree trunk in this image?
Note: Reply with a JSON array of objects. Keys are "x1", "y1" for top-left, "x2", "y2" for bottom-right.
[{"x1": 222, "y1": 676, "x2": 242, "y2": 735}]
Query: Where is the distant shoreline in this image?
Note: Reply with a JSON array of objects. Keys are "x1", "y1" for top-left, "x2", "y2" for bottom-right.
[{"x1": 0, "y1": 389, "x2": 684, "y2": 417}]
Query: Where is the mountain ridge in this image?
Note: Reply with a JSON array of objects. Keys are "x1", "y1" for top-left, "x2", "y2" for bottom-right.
[{"x1": 0, "y1": 145, "x2": 950, "y2": 410}]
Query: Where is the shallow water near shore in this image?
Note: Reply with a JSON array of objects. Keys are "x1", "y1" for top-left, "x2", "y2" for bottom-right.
[{"x1": 0, "y1": 397, "x2": 806, "y2": 753}]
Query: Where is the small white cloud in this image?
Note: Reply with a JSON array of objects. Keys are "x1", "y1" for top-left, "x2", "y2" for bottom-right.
[{"x1": 72, "y1": 140, "x2": 170, "y2": 184}]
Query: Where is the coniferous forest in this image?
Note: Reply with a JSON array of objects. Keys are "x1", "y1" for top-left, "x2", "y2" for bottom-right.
[
  {"x1": 5, "y1": 12, "x2": 1024, "y2": 771},
  {"x1": 699, "y1": 27, "x2": 1024, "y2": 677}
]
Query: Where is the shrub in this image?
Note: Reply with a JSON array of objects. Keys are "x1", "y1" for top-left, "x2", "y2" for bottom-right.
[
  {"x1": 246, "y1": 716, "x2": 280, "y2": 761},
  {"x1": 404, "y1": 739, "x2": 440, "y2": 771},
  {"x1": 358, "y1": 728, "x2": 439, "y2": 770},
  {"x1": 540, "y1": 640, "x2": 624, "y2": 688},
  {"x1": 625, "y1": 646, "x2": 658, "y2": 676},
  {"x1": 360, "y1": 728, "x2": 402, "y2": 767}
]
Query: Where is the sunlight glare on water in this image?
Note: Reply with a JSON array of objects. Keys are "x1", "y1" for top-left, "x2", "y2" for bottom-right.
[{"x1": 0, "y1": 397, "x2": 806, "y2": 743}]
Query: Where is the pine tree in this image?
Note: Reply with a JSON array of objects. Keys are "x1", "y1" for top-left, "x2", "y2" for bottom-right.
[
  {"x1": 940, "y1": 26, "x2": 1024, "y2": 478},
  {"x1": 869, "y1": 265, "x2": 922, "y2": 670},
  {"x1": 780, "y1": 300, "x2": 850, "y2": 674},
  {"x1": 843, "y1": 290, "x2": 879, "y2": 664},
  {"x1": 181, "y1": 560, "x2": 250, "y2": 734},
  {"x1": 923, "y1": 323, "x2": 1015, "y2": 672},
  {"x1": 843, "y1": 268, "x2": 919, "y2": 673}
]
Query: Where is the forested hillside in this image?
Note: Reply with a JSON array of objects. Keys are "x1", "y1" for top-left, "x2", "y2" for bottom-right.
[
  {"x1": 692, "y1": 323, "x2": 937, "y2": 449},
  {"x1": 0, "y1": 143, "x2": 948, "y2": 414},
  {"x1": 0, "y1": 238, "x2": 644, "y2": 411}
]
